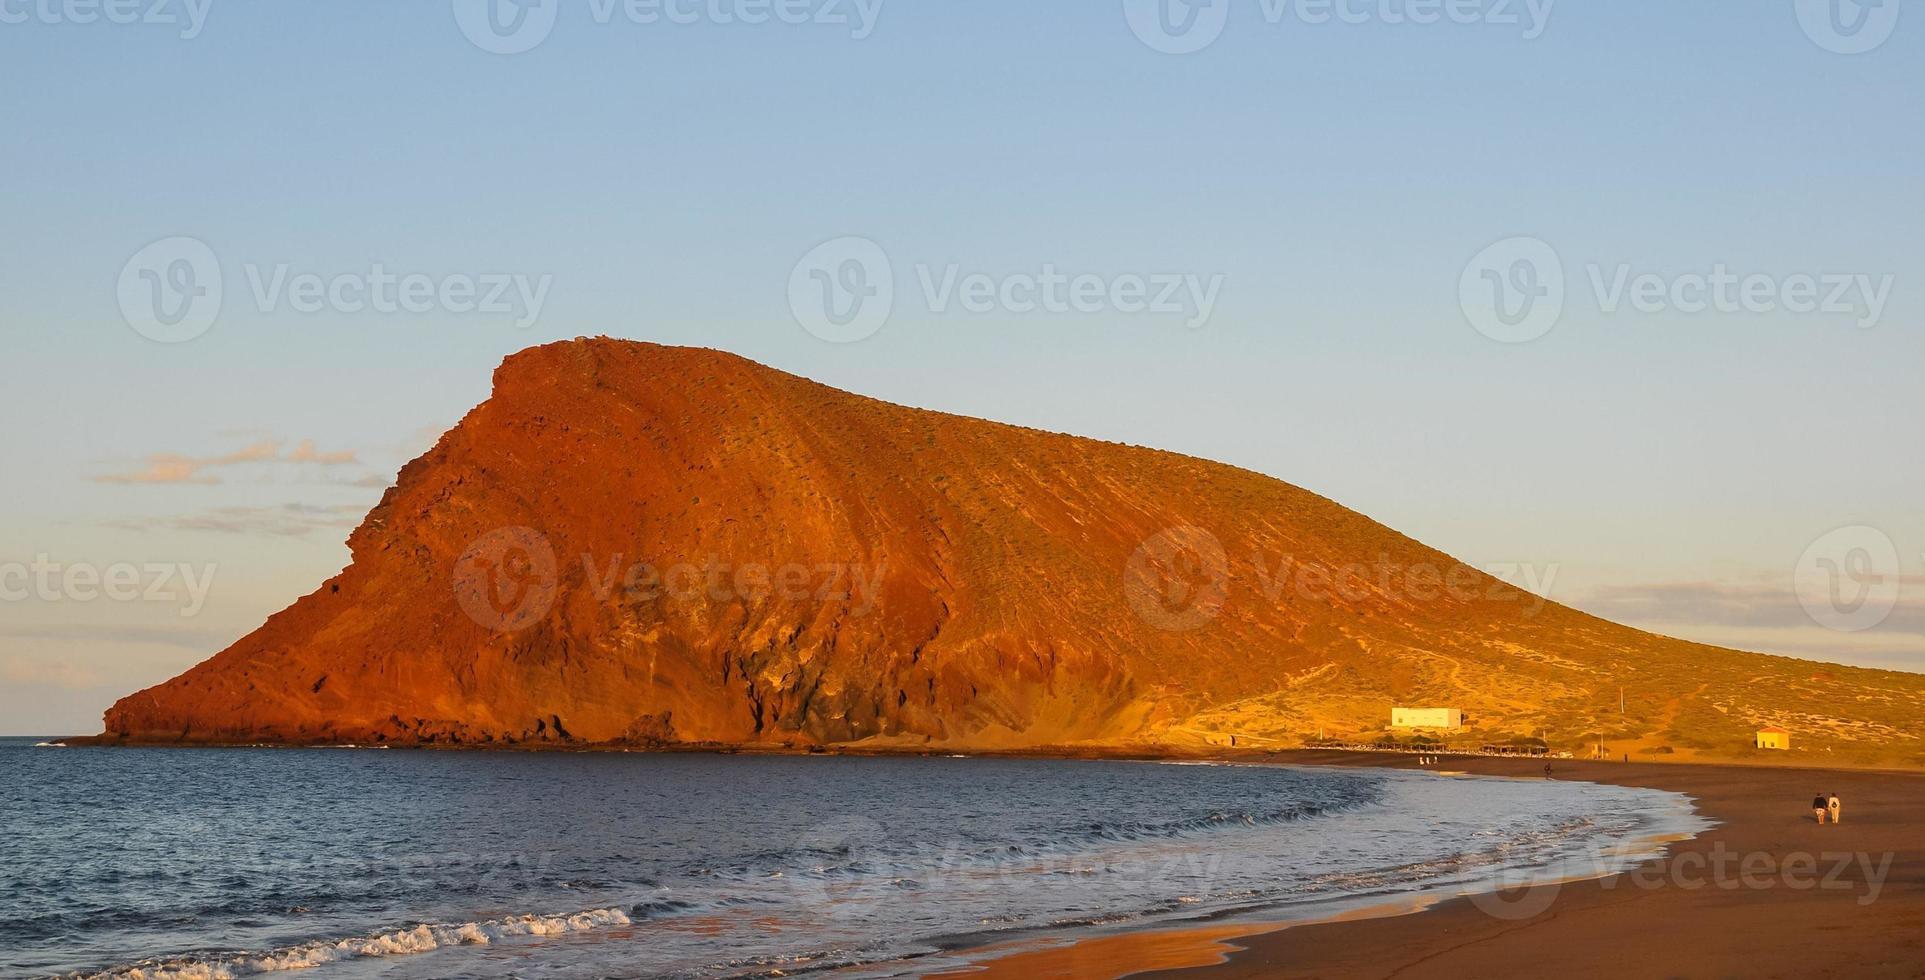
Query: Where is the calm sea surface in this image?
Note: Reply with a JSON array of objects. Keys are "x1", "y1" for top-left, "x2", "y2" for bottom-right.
[{"x1": 1, "y1": 738, "x2": 1704, "y2": 979}]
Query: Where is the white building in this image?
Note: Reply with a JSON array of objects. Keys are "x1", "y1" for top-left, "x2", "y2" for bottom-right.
[{"x1": 1391, "y1": 707, "x2": 1466, "y2": 730}]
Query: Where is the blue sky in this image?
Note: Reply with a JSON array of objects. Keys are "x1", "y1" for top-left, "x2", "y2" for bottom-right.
[{"x1": 2, "y1": 1, "x2": 1920, "y2": 733}]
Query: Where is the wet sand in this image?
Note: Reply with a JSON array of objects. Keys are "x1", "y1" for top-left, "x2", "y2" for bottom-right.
[{"x1": 946, "y1": 753, "x2": 1925, "y2": 979}]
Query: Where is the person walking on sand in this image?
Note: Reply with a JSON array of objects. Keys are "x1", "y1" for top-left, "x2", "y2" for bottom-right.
[
  {"x1": 1812, "y1": 793, "x2": 1829, "y2": 825},
  {"x1": 1828, "y1": 793, "x2": 1842, "y2": 825}
]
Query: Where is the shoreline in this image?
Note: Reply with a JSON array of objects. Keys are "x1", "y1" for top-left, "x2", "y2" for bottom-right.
[
  {"x1": 936, "y1": 752, "x2": 1925, "y2": 980},
  {"x1": 904, "y1": 756, "x2": 1708, "y2": 979},
  {"x1": 44, "y1": 734, "x2": 1923, "y2": 773}
]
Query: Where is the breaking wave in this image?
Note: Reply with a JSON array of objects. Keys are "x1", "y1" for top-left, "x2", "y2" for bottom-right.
[{"x1": 76, "y1": 907, "x2": 633, "y2": 980}]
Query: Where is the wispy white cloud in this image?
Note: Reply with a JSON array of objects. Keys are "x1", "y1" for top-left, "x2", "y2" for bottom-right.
[
  {"x1": 206, "y1": 440, "x2": 285, "y2": 466},
  {"x1": 93, "y1": 438, "x2": 361, "y2": 486},
  {"x1": 94, "y1": 454, "x2": 220, "y2": 485},
  {"x1": 285, "y1": 439, "x2": 359, "y2": 465}
]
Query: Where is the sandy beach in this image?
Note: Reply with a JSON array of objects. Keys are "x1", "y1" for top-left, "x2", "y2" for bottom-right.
[{"x1": 946, "y1": 753, "x2": 1925, "y2": 980}]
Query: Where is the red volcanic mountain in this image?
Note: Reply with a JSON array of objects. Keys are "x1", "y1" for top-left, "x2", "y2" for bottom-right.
[{"x1": 99, "y1": 340, "x2": 1925, "y2": 762}]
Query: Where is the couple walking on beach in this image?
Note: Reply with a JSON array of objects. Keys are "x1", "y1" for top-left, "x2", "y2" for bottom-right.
[{"x1": 1811, "y1": 792, "x2": 1842, "y2": 825}]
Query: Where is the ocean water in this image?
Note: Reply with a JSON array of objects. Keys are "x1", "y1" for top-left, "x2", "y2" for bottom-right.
[{"x1": 1, "y1": 738, "x2": 1704, "y2": 979}]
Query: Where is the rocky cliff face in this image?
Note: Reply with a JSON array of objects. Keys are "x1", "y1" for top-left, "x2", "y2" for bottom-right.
[{"x1": 100, "y1": 339, "x2": 1925, "y2": 758}]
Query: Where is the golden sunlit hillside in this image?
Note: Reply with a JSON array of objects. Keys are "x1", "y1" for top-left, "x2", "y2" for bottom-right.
[{"x1": 99, "y1": 340, "x2": 1925, "y2": 767}]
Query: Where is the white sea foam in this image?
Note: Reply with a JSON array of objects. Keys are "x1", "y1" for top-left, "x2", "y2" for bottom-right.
[{"x1": 85, "y1": 908, "x2": 632, "y2": 980}]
